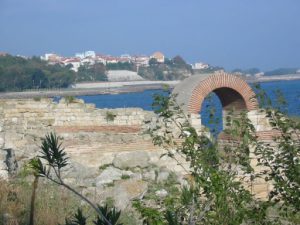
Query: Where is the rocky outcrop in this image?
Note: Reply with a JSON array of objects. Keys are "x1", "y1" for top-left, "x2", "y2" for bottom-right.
[{"x1": 113, "y1": 151, "x2": 150, "y2": 169}]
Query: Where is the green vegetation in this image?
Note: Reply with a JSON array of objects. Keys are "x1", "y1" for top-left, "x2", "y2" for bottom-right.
[
  {"x1": 264, "y1": 68, "x2": 299, "y2": 76},
  {"x1": 0, "y1": 55, "x2": 75, "y2": 91},
  {"x1": 30, "y1": 133, "x2": 123, "y2": 225},
  {"x1": 33, "y1": 96, "x2": 41, "y2": 101},
  {"x1": 106, "y1": 111, "x2": 117, "y2": 122},
  {"x1": 0, "y1": 177, "x2": 79, "y2": 225},
  {"x1": 133, "y1": 88, "x2": 300, "y2": 224},
  {"x1": 194, "y1": 65, "x2": 224, "y2": 74},
  {"x1": 0, "y1": 86, "x2": 299, "y2": 224},
  {"x1": 121, "y1": 175, "x2": 130, "y2": 180},
  {"x1": 99, "y1": 164, "x2": 112, "y2": 171},
  {"x1": 138, "y1": 55, "x2": 193, "y2": 80},
  {"x1": 291, "y1": 116, "x2": 300, "y2": 123},
  {"x1": 232, "y1": 68, "x2": 261, "y2": 75},
  {"x1": 64, "y1": 96, "x2": 76, "y2": 104},
  {"x1": 0, "y1": 55, "x2": 108, "y2": 92},
  {"x1": 76, "y1": 63, "x2": 108, "y2": 82}
]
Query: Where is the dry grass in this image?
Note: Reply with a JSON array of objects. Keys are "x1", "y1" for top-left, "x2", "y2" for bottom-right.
[{"x1": 0, "y1": 178, "x2": 80, "y2": 225}]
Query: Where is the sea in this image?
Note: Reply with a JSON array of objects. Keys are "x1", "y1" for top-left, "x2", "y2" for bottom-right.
[{"x1": 77, "y1": 80, "x2": 300, "y2": 134}]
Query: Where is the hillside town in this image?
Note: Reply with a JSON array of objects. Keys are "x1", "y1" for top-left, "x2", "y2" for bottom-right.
[{"x1": 40, "y1": 51, "x2": 209, "y2": 72}]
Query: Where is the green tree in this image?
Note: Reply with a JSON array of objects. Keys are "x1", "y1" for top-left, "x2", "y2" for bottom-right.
[
  {"x1": 149, "y1": 58, "x2": 158, "y2": 66},
  {"x1": 172, "y1": 55, "x2": 186, "y2": 65}
]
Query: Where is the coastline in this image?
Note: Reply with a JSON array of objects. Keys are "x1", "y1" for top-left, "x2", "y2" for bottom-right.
[
  {"x1": 245, "y1": 74, "x2": 300, "y2": 83},
  {"x1": 0, "y1": 82, "x2": 178, "y2": 99},
  {"x1": 0, "y1": 75, "x2": 299, "y2": 99}
]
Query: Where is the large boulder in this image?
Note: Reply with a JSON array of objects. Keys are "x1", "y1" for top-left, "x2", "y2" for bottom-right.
[
  {"x1": 63, "y1": 162, "x2": 99, "y2": 187},
  {"x1": 113, "y1": 151, "x2": 150, "y2": 169},
  {"x1": 112, "y1": 179, "x2": 148, "y2": 210},
  {"x1": 157, "y1": 171, "x2": 170, "y2": 182},
  {"x1": 96, "y1": 166, "x2": 123, "y2": 186}
]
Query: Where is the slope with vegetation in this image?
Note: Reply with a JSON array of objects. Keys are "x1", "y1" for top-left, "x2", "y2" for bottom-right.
[
  {"x1": 0, "y1": 55, "x2": 75, "y2": 91},
  {"x1": 0, "y1": 55, "x2": 109, "y2": 92},
  {"x1": 138, "y1": 56, "x2": 193, "y2": 81}
]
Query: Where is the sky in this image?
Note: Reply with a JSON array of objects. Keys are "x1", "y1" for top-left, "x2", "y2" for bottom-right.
[{"x1": 0, "y1": 0, "x2": 299, "y2": 71}]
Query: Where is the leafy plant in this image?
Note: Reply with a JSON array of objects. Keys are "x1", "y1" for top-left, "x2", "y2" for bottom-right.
[
  {"x1": 64, "y1": 96, "x2": 76, "y2": 104},
  {"x1": 253, "y1": 84, "x2": 300, "y2": 212},
  {"x1": 136, "y1": 88, "x2": 300, "y2": 224},
  {"x1": 106, "y1": 111, "x2": 117, "y2": 122},
  {"x1": 30, "y1": 132, "x2": 122, "y2": 225},
  {"x1": 121, "y1": 175, "x2": 130, "y2": 180}
]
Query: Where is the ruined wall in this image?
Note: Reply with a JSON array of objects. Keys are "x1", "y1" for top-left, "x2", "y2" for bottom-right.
[
  {"x1": 0, "y1": 98, "x2": 187, "y2": 180},
  {"x1": 0, "y1": 98, "x2": 274, "y2": 203}
]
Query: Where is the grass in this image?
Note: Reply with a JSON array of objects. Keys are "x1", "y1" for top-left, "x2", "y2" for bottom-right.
[
  {"x1": 98, "y1": 163, "x2": 111, "y2": 171},
  {"x1": 121, "y1": 174, "x2": 130, "y2": 180},
  {"x1": 64, "y1": 96, "x2": 76, "y2": 104},
  {"x1": 290, "y1": 116, "x2": 300, "y2": 123},
  {"x1": 105, "y1": 111, "x2": 117, "y2": 122},
  {"x1": 0, "y1": 178, "x2": 79, "y2": 225}
]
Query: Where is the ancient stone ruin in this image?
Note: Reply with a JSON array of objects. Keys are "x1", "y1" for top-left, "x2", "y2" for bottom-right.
[{"x1": 0, "y1": 72, "x2": 278, "y2": 208}]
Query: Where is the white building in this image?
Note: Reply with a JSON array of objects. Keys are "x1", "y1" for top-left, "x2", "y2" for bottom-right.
[
  {"x1": 41, "y1": 53, "x2": 61, "y2": 61},
  {"x1": 120, "y1": 54, "x2": 132, "y2": 60},
  {"x1": 133, "y1": 55, "x2": 150, "y2": 66},
  {"x1": 150, "y1": 52, "x2": 165, "y2": 63},
  {"x1": 193, "y1": 62, "x2": 209, "y2": 70},
  {"x1": 75, "y1": 51, "x2": 96, "y2": 59},
  {"x1": 61, "y1": 58, "x2": 82, "y2": 72}
]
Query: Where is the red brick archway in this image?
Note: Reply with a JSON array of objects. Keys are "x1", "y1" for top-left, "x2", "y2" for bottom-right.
[
  {"x1": 173, "y1": 72, "x2": 258, "y2": 115},
  {"x1": 186, "y1": 73, "x2": 258, "y2": 114}
]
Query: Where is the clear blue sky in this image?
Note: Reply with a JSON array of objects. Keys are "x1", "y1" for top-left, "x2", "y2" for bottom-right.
[{"x1": 0, "y1": 0, "x2": 299, "y2": 70}]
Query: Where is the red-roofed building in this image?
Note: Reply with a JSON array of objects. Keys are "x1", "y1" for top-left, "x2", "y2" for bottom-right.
[
  {"x1": 0, "y1": 52, "x2": 8, "y2": 56},
  {"x1": 150, "y1": 51, "x2": 165, "y2": 63}
]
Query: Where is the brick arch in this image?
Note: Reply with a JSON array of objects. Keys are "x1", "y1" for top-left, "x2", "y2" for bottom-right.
[
  {"x1": 172, "y1": 72, "x2": 259, "y2": 115},
  {"x1": 188, "y1": 73, "x2": 258, "y2": 114}
]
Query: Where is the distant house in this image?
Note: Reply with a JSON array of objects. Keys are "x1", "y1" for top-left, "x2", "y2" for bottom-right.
[
  {"x1": 0, "y1": 52, "x2": 7, "y2": 56},
  {"x1": 120, "y1": 54, "x2": 132, "y2": 60},
  {"x1": 41, "y1": 53, "x2": 62, "y2": 64},
  {"x1": 75, "y1": 51, "x2": 96, "y2": 59},
  {"x1": 132, "y1": 55, "x2": 150, "y2": 66},
  {"x1": 81, "y1": 56, "x2": 96, "y2": 66},
  {"x1": 150, "y1": 51, "x2": 165, "y2": 63},
  {"x1": 105, "y1": 56, "x2": 119, "y2": 64},
  {"x1": 95, "y1": 54, "x2": 108, "y2": 65},
  {"x1": 61, "y1": 58, "x2": 81, "y2": 72},
  {"x1": 193, "y1": 62, "x2": 209, "y2": 70}
]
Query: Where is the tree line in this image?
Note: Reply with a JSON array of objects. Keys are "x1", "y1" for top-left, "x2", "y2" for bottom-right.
[{"x1": 0, "y1": 55, "x2": 109, "y2": 92}]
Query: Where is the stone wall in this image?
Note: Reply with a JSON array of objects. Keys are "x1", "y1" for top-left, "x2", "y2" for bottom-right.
[
  {"x1": 0, "y1": 98, "x2": 274, "y2": 204},
  {"x1": 0, "y1": 98, "x2": 188, "y2": 181}
]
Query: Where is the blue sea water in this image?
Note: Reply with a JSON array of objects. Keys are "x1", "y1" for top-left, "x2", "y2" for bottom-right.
[
  {"x1": 199, "y1": 80, "x2": 300, "y2": 134},
  {"x1": 78, "y1": 80, "x2": 300, "y2": 114},
  {"x1": 78, "y1": 89, "x2": 165, "y2": 111},
  {"x1": 78, "y1": 80, "x2": 300, "y2": 134}
]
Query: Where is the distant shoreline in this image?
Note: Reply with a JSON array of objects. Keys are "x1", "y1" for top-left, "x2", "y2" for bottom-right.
[
  {"x1": 0, "y1": 75, "x2": 299, "y2": 99},
  {"x1": 246, "y1": 74, "x2": 300, "y2": 83},
  {"x1": 0, "y1": 82, "x2": 177, "y2": 99}
]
